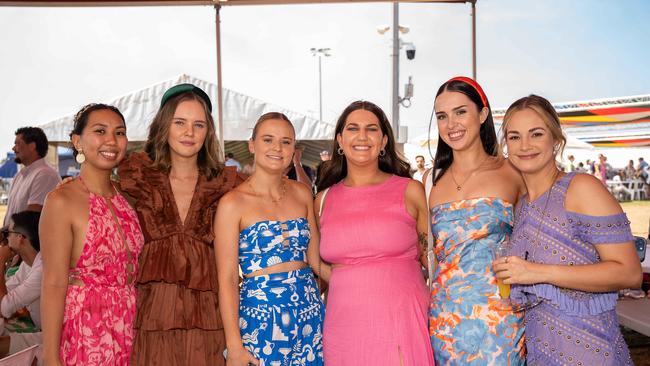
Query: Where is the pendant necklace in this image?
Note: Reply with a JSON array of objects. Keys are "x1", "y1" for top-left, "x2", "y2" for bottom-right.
[
  {"x1": 449, "y1": 155, "x2": 490, "y2": 191},
  {"x1": 248, "y1": 178, "x2": 287, "y2": 204}
]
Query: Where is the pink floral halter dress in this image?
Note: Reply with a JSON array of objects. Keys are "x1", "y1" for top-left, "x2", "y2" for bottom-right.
[{"x1": 59, "y1": 177, "x2": 144, "y2": 365}]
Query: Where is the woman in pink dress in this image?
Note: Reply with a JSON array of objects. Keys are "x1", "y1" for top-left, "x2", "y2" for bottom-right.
[
  {"x1": 315, "y1": 100, "x2": 434, "y2": 365},
  {"x1": 41, "y1": 104, "x2": 144, "y2": 365}
]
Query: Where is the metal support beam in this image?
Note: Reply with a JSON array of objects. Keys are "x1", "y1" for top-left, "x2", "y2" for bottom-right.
[
  {"x1": 471, "y1": 0, "x2": 476, "y2": 80},
  {"x1": 391, "y1": 1, "x2": 400, "y2": 140},
  {"x1": 215, "y1": 4, "x2": 225, "y2": 158}
]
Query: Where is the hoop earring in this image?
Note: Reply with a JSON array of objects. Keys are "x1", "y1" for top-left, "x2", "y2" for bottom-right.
[
  {"x1": 379, "y1": 149, "x2": 386, "y2": 157},
  {"x1": 75, "y1": 148, "x2": 86, "y2": 164},
  {"x1": 337, "y1": 147, "x2": 344, "y2": 156}
]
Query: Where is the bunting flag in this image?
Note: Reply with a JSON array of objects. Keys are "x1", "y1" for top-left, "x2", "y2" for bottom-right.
[{"x1": 493, "y1": 94, "x2": 650, "y2": 147}]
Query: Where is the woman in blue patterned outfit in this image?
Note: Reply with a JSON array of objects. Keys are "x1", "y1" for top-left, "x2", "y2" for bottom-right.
[{"x1": 215, "y1": 112, "x2": 327, "y2": 366}]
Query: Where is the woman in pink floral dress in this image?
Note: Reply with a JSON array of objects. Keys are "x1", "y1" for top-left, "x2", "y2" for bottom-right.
[{"x1": 41, "y1": 104, "x2": 144, "y2": 365}]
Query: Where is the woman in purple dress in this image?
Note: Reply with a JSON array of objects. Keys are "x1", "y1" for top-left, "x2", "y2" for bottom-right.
[{"x1": 493, "y1": 94, "x2": 642, "y2": 365}]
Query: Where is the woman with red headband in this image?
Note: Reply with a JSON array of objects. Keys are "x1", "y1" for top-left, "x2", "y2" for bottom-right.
[{"x1": 424, "y1": 77, "x2": 526, "y2": 364}]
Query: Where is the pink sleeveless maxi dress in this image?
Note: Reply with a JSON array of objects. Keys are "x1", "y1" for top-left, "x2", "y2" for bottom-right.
[
  {"x1": 320, "y1": 175, "x2": 434, "y2": 365},
  {"x1": 60, "y1": 180, "x2": 144, "y2": 365}
]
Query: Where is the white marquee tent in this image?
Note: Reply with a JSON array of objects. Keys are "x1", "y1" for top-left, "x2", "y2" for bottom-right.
[{"x1": 39, "y1": 74, "x2": 336, "y2": 166}]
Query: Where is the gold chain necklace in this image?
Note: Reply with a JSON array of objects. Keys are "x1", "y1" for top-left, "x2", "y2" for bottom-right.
[
  {"x1": 248, "y1": 178, "x2": 287, "y2": 204},
  {"x1": 449, "y1": 155, "x2": 490, "y2": 191}
]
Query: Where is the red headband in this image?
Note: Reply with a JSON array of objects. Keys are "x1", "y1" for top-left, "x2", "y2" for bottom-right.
[{"x1": 447, "y1": 76, "x2": 489, "y2": 108}]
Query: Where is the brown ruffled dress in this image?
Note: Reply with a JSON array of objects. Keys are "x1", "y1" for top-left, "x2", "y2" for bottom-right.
[{"x1": 118, "y1": 152, "x2": 245, "y2": 366}]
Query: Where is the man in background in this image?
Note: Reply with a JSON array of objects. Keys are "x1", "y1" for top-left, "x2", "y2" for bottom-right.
[
  {"x1": 315, "y1": 150, "x2": 331, "y2": 185},
  {"x1": 284, "y1": 144, "x2": 313, "y2": 187},
  {"x1": 4, "y1": 127, "x2": 60, "y2": 226},
  {"x1": 413, "y1": 155, "x2": 427, "y2": 182},
  {"x1": 565, "y1": 155, "x2": 576, "y2": 172},
  {"x1": 0, "y1": 211, "x2": 42, "y2": 357},
  {"x1": 224, "y1": 152, "x2": 242, "y2": 172}
]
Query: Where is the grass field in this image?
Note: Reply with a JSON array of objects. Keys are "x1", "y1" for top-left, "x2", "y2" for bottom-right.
[{"x1": 621, "y1": 201, "x2": 650, "y2": 237}]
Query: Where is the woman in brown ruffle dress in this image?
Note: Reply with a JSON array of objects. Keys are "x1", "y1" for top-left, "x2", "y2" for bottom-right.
[{"x1": 118, "y1": 84, "x2": 244, "y2": 365}]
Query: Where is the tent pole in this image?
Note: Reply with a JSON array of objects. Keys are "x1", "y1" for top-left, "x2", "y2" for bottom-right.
[
  {"x1": 215, "y1": 4, "x2": 225, "y2": 159},
  {"x1": 391, "y1": 1, "x2": 400, "y2": 141},
  {"x1": 471, "y1": 0, "x2": 476, "y2": 80}
]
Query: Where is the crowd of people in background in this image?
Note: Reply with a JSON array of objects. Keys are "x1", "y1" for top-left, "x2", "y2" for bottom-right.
[{"x1": 0, "y1": 78, "x2": 644, "y2": 366}]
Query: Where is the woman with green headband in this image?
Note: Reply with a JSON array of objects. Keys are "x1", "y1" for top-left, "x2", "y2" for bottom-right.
[{"x1": 117, "y1": 84, "x2": 244, "y2": 365}]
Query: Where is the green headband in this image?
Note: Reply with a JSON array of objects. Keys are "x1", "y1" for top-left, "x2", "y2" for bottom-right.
[{"x1": 160, "y1": 83, "x2": 213, "y2": 112}]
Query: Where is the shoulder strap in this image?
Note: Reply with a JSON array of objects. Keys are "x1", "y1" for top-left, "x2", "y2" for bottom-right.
[
  {"x1": 424, "y1": 168, "x2": 434, "y2": 202},
  {"x1": 318, "y1": 187, "x2": 330, "y2": 218}
]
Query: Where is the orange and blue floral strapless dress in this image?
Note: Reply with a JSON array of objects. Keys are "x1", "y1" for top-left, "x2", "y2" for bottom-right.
[{"x1": 429, "y1": 197, "x2": 525, "y2": 365}]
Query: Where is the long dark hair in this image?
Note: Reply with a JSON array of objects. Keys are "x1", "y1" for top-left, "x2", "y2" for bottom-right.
[
  {"x1": 316, "y1": 100, "x2": 411, "y2": 192},
  {"x1": 432, "y1": 78, "x2": 499, "y2": 184},
  {"x1": 69, "y1": 103, "x2": 125, "y2": 159}
]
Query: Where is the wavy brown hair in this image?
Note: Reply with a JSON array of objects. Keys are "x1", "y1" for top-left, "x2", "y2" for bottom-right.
[
  {"x1": 316, "y1": 100, "x2": 411, "y2": 192},
  {"x1": 144, "y1": 91, "x2": 224, "y2": 180}
]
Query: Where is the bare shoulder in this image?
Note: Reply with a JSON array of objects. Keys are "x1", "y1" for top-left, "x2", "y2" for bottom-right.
[
  {"x1": 565, "y1": 173, "x2": 622, "y2": 216},
  {"x1": 406, "y1": 178, "x2": 425, "y2": 195},
  {"x1": 405, "y1": 178, "x2": 426, "y2": 205},
  {"x1": 500, "y1": 159, "x2": 523, "y2": 180},
  {"x1": 44, "y1": 181, "x2": 79, "y2": 208},
  {"x1": 500, "y1": 159, "x2": 526, "y2": 193},
  {"x1": 218, "y1": 188, "x2": 245, "y2": 212},
  {"x1": 287, "y1": 179, "x2": 313, "y2": 202},
  {"x1": 314, "y1": 186, "x2": 331, "y2": 214}
]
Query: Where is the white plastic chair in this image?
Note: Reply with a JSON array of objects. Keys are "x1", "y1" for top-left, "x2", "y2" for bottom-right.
[
  {"x1": 0, "y1": 344, "x2": 40, "y2": 366},
  {"x1": 630, "y1": 179, "x2": 646, "y2": 201}
]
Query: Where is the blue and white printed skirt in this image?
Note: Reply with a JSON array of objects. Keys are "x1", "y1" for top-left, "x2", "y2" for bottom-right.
[{"x1": 239, "y1": 267, "x2": 324, "y2": 366}]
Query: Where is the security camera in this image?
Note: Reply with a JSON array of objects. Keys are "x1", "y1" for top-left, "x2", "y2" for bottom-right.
[
  {"x1": 376, "y1": 25, "x2": 390, "y2": 35},
  {"x1": 405, "y1": 43, "x2": 416, "y2": 60}
]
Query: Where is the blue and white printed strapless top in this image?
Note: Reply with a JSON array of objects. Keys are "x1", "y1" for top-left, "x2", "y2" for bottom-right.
[{"x1": 238, "y1": 218, "x2": 311, "y2": 275}]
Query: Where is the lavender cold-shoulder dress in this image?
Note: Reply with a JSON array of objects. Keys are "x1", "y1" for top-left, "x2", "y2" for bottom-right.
[{"x1": 510, "y1": 172, "x2": 634, "y2": 365}]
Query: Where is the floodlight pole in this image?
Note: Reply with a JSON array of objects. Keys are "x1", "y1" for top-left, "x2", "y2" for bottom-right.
[
  {"x1": 471, "y1": 0, "x2": 477, "y2": 80},
  {"x1": 310, "y1": 48, "x2": 331, "y2": 123},
  {"x1": 215, "y1": 4, "x2": 225, "y2": 158}
]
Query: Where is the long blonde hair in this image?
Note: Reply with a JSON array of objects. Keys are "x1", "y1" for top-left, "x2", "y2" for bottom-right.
[{"x1": 144, "y1": 91, "x2": 224, "y2": 179}]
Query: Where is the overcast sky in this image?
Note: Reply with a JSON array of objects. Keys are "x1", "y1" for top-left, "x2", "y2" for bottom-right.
[{"x1": 1, "y1": 0, "x2": 649, "y2": 159}]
